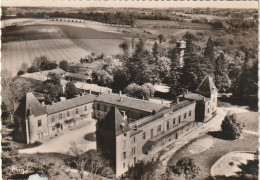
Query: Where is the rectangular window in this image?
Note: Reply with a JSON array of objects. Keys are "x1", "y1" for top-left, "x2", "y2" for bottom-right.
[
  {"x1": 167, "y1": 121, "x2": 170, "y2": 130},
  {"x1": 143, "y1": 133, "x2": 146, "y2": 140},
  {"x1": 189, "y1": 111, "x2": 192, "y2": 116},
  {"x1": 52, "y1": 116, "x2": 55, "y2": 123},
  {"x1": 75, "y1": 108, "x2": 79, "y2": 114},
  {"x1": 123, "y1": 140, "x2": 126, "y2": 149},
  {"x1": 173, "y1": 118, "x2": 176, "y2": 124},
  {"x1": 158, "y1": 125, "x2": 162, "y2": 133},
  {"x1": 208, "y1": 108, "x2": 210, "y2": 113},
  {"x1": 178, "y1": 116, "x2": 181, "y2": 123},
  {"x1": 133, "y1": 137, "x2": 136, "y2": 143},
  {"x1": 134, "y1": 157, "x2": 136, "y2": 163},
  {"x1": 150, "y1": 129, "x2": 154, "y2": 139},
  {"x1": 59, "y1": 113, "x2": 62, "y2": 120},
  {"x1": 184, "y1": 113, "x2": 187, "y2": 119},
  {"x1": 123, "y1": 163, "x2": 125, "y2": 168},
  {"x1": 67, "y1": 111, "x2": 70, "y2": 117},
  {"x1": 38, "y1": 120, "x2": 42, "y2": 127},
  {"x1": 132, "y1": 147, "x2": 136, "y2": 155},
  {"x1": 97, "y1": 104, "x2": 100, "y2": 110},
  {"x1": 104, "y1": 105, "x2": 107, "y2": 112},
  {"x1": 123, "y1": 152, "x2": 126, "y2": 159},
  {"x1": 52, "y1": 126, "x2": 55, "y2": 131},
  {"x1": 84, "y1": 106, "x2": 87, "y2": 111}
]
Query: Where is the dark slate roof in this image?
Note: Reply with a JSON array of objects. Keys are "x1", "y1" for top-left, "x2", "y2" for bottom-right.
[
  {"x1": 196, "y1": 76, "x2": 217, "y2": 98},
  {"x1": 65, "y1": 72, "x2": 91, "y2": 80},
  {"x1": 47, "y1": 94, "x2": 96, "y2": 114},
  {"x1": 95, "y1": 94, "x2": 168, "y2": 113},
  {"x1": 130, "y1": 100, "x2": 194, "y2": 129},
  {"x1": 98, "y1": 106, "x2": 131, "y2": 136},
  {"x1": 14, "y1": 93, "x2": 47, "y2": 118},
  {"x1": 180, "y1": 93, "x2": 209, "y2": 101}
]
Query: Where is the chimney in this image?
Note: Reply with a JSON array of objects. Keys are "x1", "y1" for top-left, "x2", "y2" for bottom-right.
[
  {"x1": 42, "y1": 101, "x2": 45, "y2": 106},
  {"x1": 119, "y1": 91, "x2": 122, "y2": 96},
  {"x1": 176, "y1": 98, "x2": 179, "y2": 104},
  {"x1": 89, "y1": 90, "x2": 91, "y2": 94},
  {"x1": 161, "y1": 99, "x2": 164, "y2": 105},
  {"x1": 186, "y1": 89, "x2": 188, "y2": 94}
]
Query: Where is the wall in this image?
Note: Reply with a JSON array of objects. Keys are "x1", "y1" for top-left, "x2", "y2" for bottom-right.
[
  {"x1": 93, "y1": 101, "x2": 151, "y2": 122},
  {"x1": 13, "y1": 115, "x2": 27, "y2": 143},
  {"x1": 47, "y1": 103, "x2": 93, "y2": 135},
  {"x1": 28, "y1": 114, "x2": 48, "y2": 144}
]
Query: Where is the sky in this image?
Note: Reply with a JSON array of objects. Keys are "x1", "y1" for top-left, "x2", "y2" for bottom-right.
[{"x1": 1, "y1": 0, "x2": 258, "y2": 9}]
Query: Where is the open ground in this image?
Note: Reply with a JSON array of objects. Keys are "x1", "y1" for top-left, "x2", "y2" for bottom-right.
[{"x1": 2, "y1": 18, "x2": 206, "y2": 76}]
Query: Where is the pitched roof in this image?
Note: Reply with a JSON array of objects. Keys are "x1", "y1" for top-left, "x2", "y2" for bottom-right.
[
  {"x1": 95, "y1": 94, "x2": 168, "y2": 113},
  {"x1": 180, "y1": 93, "x2": 210, "y2": 101},
  {"x1": 98, "y1": 106, "x2": 131, "y2": 136},
  {"x1": 74, "y1": 82, "x2": 112, "y2": 93},
  {"x1": 14, "y1": 93, "x2": 47, "y2": 118},
  {"x1": 47, "y1": 94, "x2": 96, "y2": 114},
  {"x1": 65, "y1": 72, "x2": 91, "y2": 81},
  {"x1": 196, "y1": 76, "x2": 217, "y2": 98},
  {"x1": 20, "y1": 68, "x2": 65, "y2": 82}
]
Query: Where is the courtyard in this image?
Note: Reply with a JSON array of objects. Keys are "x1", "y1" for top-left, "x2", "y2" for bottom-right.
[{"x1": 19, "y1": 119, "x2": 97, "y2": 154}]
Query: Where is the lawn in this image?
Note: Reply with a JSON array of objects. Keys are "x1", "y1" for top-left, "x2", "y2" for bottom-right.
[
  {"x1": 236, "y1": 112, "x2": 258, "y2": 132},
  {"x1": 167, "y1": 132, "x2": 258, "y2": 179}
]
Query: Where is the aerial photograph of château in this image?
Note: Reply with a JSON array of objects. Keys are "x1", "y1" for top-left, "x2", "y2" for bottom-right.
[{"x1": 1, "y1": 1, "x2": 258, "y2": 179}]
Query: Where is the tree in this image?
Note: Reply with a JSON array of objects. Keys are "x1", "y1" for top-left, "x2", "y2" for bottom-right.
[
  {"x1": 42, "y1": 82, "x2": 60, "y2": 104},
  {"x1": 170, "y1": 157, "x2": 201, "y2": 180},
  {"x1": 17, "y1": 70, "x2": 25, "y2": 76},
  {"x1": 64, "y1": 142, "x2": 114, "y2": 179},
  {"x1": 158, "y1": 34, "x2": 165, "y2": 43},
  {"x1": 143, "y1": 83, "x2": 155, "y2": 97},
  {"x1": 111, "y1": 69, "x2": 129, "y2": 93},
  {"x1": 233, "y1": 51, "x2": 258, "y2": 97},
  {"x1": 27, "y1": 65, "x2": 39, "y2": 73},
  {"x1": 120, "y1": 158, "x2": 159, "y2": 180},
  {"x1": 119, "y1": 41, "x2": 129, "y2": 56},
  {"x1": 59, "y1": 60, "x2": 70, "y2": 71},
  {"x1": 221, "y1": 113, "x2": 244, "y2": 140},
  {"x1": 65, "y1": 82, "x2": 77, "y2": 99},
  {"x1": 204, "y1": 37, "x2": 215, "y2": 62},
  {"x1": 2, "y1": 78, "x2": 32, "y2": 122},
  {"x1": 214, "y1": 53, "x2": 231, "y2": 92},
  {"x1": 152, "y1": 42, "x2": 159, "y2": 57},
  {"x1": 124, "y1": 83, "x2": 151, "y2": 100},
  {"x1": 33, "y1": 56, "x2": 58, "y2": 71}
]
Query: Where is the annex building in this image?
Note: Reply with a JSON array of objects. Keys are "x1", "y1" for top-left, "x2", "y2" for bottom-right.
[
  {"x1": 13, "y1": 93, "x2": 95, "y2": 144},
  {"x1": 96, "y1": 76, "x2": 218, "y2": 176}
]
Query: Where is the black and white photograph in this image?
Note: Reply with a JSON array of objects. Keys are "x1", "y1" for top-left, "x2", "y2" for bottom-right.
[{"x1": 1, "y1": 0, "x2": 259, "y2": 179}]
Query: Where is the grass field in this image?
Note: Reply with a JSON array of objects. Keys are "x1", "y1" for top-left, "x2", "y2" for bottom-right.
[
  {"x1": 236, "y1": 112, "x2": 258, "y2": 132},
  {"x1": 167, "y1": 132, "x2": 258, "y2": 179},
  {"x1": 2, "y1": 18, "x2": 210, "y2": 76},
  {"x1": 2, "y1": 39, "x2": 90, "y2": 75},
  {"x1": 135, "y1": 19, "x2": 212, "y2": 28}
]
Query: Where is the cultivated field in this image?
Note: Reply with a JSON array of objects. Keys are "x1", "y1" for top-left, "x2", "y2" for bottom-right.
[
  {"x1": 2, "y1": 18, "x2": 210, "y2": 76},
  {"x1": 2, "y1": 39, "x2": 90, "y2": 75}
]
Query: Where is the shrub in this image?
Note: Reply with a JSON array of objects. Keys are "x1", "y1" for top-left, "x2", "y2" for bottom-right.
[
  {"x1": 170, "y1": 157, "x2": 201, "y2": 180},
  {"x1": 221, "y1": 113, "x2": 244, "y2": 140}
]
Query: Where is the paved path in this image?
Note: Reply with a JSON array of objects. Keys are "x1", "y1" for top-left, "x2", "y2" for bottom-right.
[
  {"x1": 19, "y1": 119, "x2": 96, "y2": 154},
  {"x1": 159, "y1": 108, "x2": 227, "y2": 169},
  {"x1": 244, "y1": 130, "x2": 258, "y2": 136}
]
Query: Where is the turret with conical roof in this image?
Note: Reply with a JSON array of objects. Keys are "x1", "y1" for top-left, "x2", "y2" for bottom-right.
[{"x1": 196, "y1": 76, "x2": 217, "y2": 98}]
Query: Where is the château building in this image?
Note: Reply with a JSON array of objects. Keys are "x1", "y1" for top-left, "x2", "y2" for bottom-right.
[{"x1": 95, "y1": 76, "x2": 217, "y2": 176}]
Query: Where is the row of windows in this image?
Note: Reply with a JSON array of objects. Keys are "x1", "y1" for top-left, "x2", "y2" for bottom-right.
[
  {"x1": 132, "y1": 110, "x2": 193, "y2": 141},
  {"x1": 51, "y1": 106, "x2": 88, "y2": 123}
]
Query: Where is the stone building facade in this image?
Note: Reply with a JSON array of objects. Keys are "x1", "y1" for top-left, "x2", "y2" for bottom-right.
[
  {"x1": 95, "y1": 76, "x2": 218, "y2": 177},
  {"x1": 13, "y1": 93, "x2": 95, "y2": 144}
]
